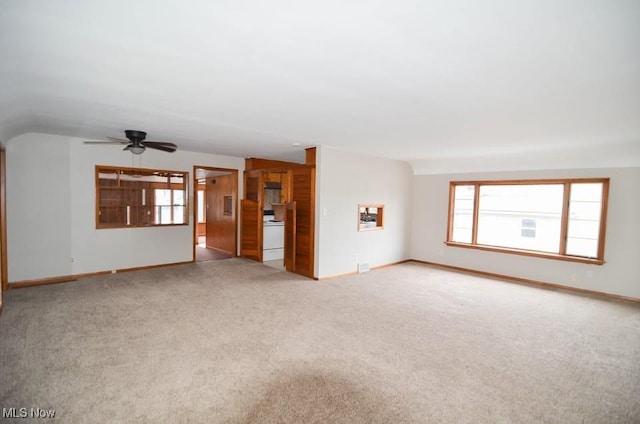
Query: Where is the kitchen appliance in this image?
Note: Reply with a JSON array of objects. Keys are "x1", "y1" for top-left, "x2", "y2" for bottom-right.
[{"x1": 263, "y1": 215, "x2": 284, "y2": 261}]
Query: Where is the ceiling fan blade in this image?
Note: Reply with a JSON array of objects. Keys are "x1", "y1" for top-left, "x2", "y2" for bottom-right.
[
  {"x1": 144, "y1": 141, "x2": 178, "y2": 148},
  {"x1": 83, "y1": 140, "x2": 125, "y2": 145},
  {"x1": 144, "y1": 141, "x2": 177, "y2": 152},
  {"x1": 107, "y1": 136, "x2": 130, "y2": 143}
]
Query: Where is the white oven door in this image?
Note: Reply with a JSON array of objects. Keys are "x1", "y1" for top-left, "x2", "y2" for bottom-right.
[{"x1": 263, "y1": 225, "x2": 284, "y2": 250}]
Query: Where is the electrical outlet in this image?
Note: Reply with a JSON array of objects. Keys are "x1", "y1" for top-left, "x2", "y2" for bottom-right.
[
  {"x1": 571, "y1": 274, "x2": 578, "y2": 282},
  {"x1": 586, "y1": 270, "x2": 593, "y2": 279}
]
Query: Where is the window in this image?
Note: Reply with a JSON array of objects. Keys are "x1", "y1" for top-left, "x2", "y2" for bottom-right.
[
  {"x1": 96, "y1": 166, "x2": 188, "y2": 228},
  {"x1": 358, "y1": 204, "x2": 384, "y2": 231},
  {"x1": 197, "y1": 189, "x2": 206, "y2": 223},
  {"x1": 447, "y1": 178, "x2": 609, "y2": 264},
  {"x1": 223, "y1": 195, "x2": 233, "y2": 216}
]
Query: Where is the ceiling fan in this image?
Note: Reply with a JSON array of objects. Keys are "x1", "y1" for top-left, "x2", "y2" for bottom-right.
[{"x1": 83, "y1": 130, "x2": 177, "y2": 154}]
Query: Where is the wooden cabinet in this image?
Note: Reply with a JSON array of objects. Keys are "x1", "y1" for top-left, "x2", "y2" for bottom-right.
[{"x1": 265, "y1": 172, "x2": 282, "y2": 183}]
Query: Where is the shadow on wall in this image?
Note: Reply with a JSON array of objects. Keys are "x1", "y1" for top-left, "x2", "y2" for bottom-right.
[{"x1": 238, "y1": 369, "x2": 404, "y2": 424}]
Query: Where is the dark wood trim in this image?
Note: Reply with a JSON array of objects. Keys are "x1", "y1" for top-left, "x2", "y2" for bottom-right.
[
  {"x1": 598, "y1": 179, "x2": 610, "y2": 261},
  {"x1": 245, "y1": 158, "x2": 308, "y2": 171},
  {"x1": 559, "y1": 182, "x2": 570, "y2": 254},
  {"x1": 411, "y1": 260, "x2": 639, "y2": 304},
  {"x1": 446, "y1": 182, "x2": 455, "y2": 242},
  {"x1": 9, "y1": 271, "x2": 110, "y2": 289},
  {"x1": 97, "y1": 223, "x2": 189, "y2": 229},
  {"x1": 305, "y1": 147, "x2": 316, "y2": 166},
  {"x1": 471, "y1": 183, "x2": 479, "y2": 244},
  {"x1": 445, "y1": 241, "x2": 605, "y2": 265},
  {"x1": 314, "y1": 271, "x2": 357, "y2": 281},
  {"x1": 10, "y1": 261, "x2": 194, "y2": 289},
  {"x1": 95, "y1": 165, "x2": 189, "y2": 229},
  {"x1": 314, "y1": 259, "x2": 412, "y2": 281},
  {"x1": 450, "y1": 177, "x2": 611, "y2": 186},
  {"x1": 372, "y1": 259, "x2": 412, "y2": 270},
  {"x1": 1, "y1": 148, "x2": 7, "y2": 292},
  {"x1": 115, "y1": 260, "x2": 193, "y2": 274}
]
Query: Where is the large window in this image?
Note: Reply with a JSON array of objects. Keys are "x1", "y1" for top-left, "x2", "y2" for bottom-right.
[
  {"x1": 96, "y1": 166, "x2": 188, "y2": 228},
  {"x1": 447, "y1": 178, "x2": 609, "y2": 264}
]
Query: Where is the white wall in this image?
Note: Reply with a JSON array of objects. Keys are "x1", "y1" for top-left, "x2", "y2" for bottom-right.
[
  {"x1": 411, "y1": 167, "x2": 640, "y2": 299},
  {"x1": 7, "y1": 135, "x2": 72, "y2": 281},
  {"x1": 7, "y1": 133, "x2": 244, "y2": 282},
  {"x1": 316, "y1": 146, "x2": 413, "y2": 278}
]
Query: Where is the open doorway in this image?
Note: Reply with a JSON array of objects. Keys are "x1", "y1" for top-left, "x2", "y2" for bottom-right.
[{"x1": 193, "y1": 166, "x2": 238, "y2": 262}]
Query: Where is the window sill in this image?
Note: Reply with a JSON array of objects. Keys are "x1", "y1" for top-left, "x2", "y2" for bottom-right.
[
  {"x1": 96, "y1": 223, "x2": 189, "y2": 230},
  {"x1": 358, "y1": 225, "x2": 384, "y2": 232},
  {"x1": 445, "y1": 241, "x2": 605, "y2": 265}
]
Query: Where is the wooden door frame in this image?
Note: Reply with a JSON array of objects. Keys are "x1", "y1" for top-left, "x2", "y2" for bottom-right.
[
  {"x1": 192, "y1": 166, "x2": 239, "y2": 261},
  {"x1": 1, "y1": 148, "x2": 7, "y2": 294},
  {"x1": 240, "y1": 169, "x2": 264, "y2": 262}
]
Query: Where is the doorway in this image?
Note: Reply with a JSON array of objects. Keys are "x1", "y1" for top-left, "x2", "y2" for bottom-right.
[
  {"x1": 240, "y1": 153, "x2": 316, "y2": 278},
  {"x1": 193, "y1": 166, "x2": 239, "y2": 262}
]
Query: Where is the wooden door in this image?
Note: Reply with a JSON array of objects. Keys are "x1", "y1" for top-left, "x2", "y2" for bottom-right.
[
  {"x1": 205, "y1": 174, "x2": 237, "y2": 255},
  {"x1": 284, "y1": 201, "x2": 296, "y2": 272},
  {"x1": 290, "y1": 167, "x2": 315, "y2": 278},
  {"x1": 240, "y1": 170, "x2": 263, "y2": 262}
]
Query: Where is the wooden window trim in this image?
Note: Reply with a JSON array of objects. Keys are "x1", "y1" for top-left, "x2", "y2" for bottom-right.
[
  {"x1": 358, "y1": 204, "x2": 384, "y2": 231},
  {"x1": 446, "y1": 177, "x2": 609, "y2": 265},
  {"x1": 95, "y1": 165, "x2": 189, "y2": 229}
]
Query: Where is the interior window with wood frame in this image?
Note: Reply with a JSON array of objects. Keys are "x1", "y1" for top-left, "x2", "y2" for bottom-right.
[
  {"x1": 359, "y1": 204, "x2": 384, "y2": 231},
  {"x1": 96, "y1": 166, "x2": 188, "y2": 228},
  {"x1": 447, "y1": 178, "x2": 609, "y2": 264}
]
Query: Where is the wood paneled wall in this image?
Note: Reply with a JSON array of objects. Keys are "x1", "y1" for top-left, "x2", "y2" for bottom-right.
[{"x1": 206, "y1": 174, "x2": 237, "y2": 255}]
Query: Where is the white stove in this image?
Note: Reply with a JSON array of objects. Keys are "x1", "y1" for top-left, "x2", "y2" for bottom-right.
[{"x1": 263, "y1": 215, "x2": 284, "y2": 261}]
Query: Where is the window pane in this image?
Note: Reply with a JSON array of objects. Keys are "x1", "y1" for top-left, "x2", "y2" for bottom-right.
[
  {"x1": 173, "y1": 190, "x2": 184, "y2": 205},
  {"x1": 566, "y1": 183, "x2": 602, "y2": 258},
  {"x1": 155, "y1": 189, "x2": 171, "y2": 205},
  {"x1": 155, "y1": 189, "x2": 172, "y2": 224},
  {"x1": 477, "y1": 184, "x2": 563, "y2": 253},
  {"x1": 451, "y1": 185, "x2": 474, "y2": 243},
  {"x1": 173, "y1": 206, "x2": 185, "y2": 224},
  {"x1": 197, "y1": 191, "x2": 205, "y2": 223}
]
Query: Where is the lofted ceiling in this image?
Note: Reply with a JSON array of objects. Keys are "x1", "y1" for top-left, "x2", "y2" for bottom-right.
[{"x1": 1, "y1": 1, "x2": 639, "y2": 165}]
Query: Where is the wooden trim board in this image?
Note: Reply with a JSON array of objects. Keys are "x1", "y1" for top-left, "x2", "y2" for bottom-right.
[
  {"x1": 7, "y1": 256, "x2": 638, "y2": 306},
  {"x1": 1, "y1": 149, "x2": 7, "y2": 293},
  {"x1": 411, "y1": 260, "x2": 640, "y2": 304},
  {"x1": 314, "y1": 259, "x2": 411, "y2": 281},
  {"x1": 9, "y1": 261, "x2": 193, "y2": 289}
]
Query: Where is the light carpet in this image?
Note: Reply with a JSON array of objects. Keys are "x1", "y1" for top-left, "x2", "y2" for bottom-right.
[{"x1": 0, "y1": 259, "x2": 638, "y2": 423}]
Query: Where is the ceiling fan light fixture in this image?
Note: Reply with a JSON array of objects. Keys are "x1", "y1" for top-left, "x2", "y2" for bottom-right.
[{"x1": 129, "y1": 145, "x2": 145, "y2": 155}]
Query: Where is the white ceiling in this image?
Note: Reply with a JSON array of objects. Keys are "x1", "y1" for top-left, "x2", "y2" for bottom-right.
[{"x1": 1, "y1": 1, "x2": 639, "y2": 165}]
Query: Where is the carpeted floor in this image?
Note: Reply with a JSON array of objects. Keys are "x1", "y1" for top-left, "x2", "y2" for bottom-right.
[
  {"x1": 0, "y1": 260, "x2": 639, "y2": 423},
  {"x1": 196, "y1": 245, "x2": 232, "y2": 262}
]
